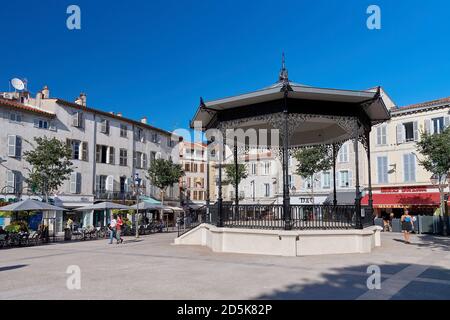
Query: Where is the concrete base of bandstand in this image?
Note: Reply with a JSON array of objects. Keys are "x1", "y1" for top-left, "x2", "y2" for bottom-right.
[{"x1": 174, "y1": 224, "x2": 383, "y2": 257}]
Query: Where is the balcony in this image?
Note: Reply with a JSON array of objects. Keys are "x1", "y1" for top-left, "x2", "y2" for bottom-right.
[{"x1": 94, "y1": 191, "x2": 135, "y2": 201}]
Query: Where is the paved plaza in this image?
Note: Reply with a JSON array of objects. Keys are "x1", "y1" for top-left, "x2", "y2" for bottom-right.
[{"x1": 0, "y1": 232, "x2": 449, "y2": 300}]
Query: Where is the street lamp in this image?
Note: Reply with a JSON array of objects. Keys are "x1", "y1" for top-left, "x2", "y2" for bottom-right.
[
  {"x1": 430, "y1": 174, "x2": 448, "y2": 236},
  {"x1": 131, "y1": 173, "x2": 142, "y2": 238}
]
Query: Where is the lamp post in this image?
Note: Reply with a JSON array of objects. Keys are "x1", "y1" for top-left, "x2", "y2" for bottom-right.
[
  {"x1": 431, "y1": 174, "x2": 448, "y2": 236},
  {"x1": 131, "y1": 173, "x2": 142, "y2": 238}
]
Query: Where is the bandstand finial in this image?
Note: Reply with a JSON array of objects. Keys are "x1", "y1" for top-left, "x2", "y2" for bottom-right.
[{"x1": 279, "y1": 52, "x2": 289, "y2": 83}]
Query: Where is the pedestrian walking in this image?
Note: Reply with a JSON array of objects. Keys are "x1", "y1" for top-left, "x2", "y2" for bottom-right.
[
  {"x1": 116, "y1": 214, "x2": 124, "y2": 244},
  {"x1": 401, "y1": 209, "x2": 414, "y2": 244},
  {"x1": 108, "y1": 215, "x2": 117, "y2": 244}
]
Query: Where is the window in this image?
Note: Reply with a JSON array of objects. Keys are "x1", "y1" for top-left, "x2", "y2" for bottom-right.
[
  {"x1": 69, "y1": 172, "x2": 81, "y2": 194},
  {"x1": 151, "y1": 132, "x2": 159, "y2": 143},
  {"x1": 338, "y1": 143, "x2": 349, "y2": 163},
  {"x1": 376, "y1": 125, "x2": 387, "y2": 145},
  {"x1": 167, "y1": 138, "x2": 174, "y2": 147},
  {"x1": 150, "y1": 151, "x2": 156, "y2": 163},
  {"x1": 377, "y1": 156, "x2": 389, "y2": 184},
  {"x1": 67, "y1": 140, "x2": 87, "y2": 161},
  {"x1": 200, "y1": 163, "x2": 205, "y2": 173},
  {"x1": 403, "y1": 153, "x2": 416, "y2": 183},
  {"x1": 288, "y1": 175, "x2": 293, "y2": 189},
  {"x1": 7, "y1": 135, "x2": 21, "y2": 158},
  {"x1": 322, "y1": 172, "x2": 331, "y2": 189},
  {"x1": 339, "y1": 170, "x2": 350, "y2": 188},
  {"x1": 34, "y1": 119, "x2": 48, "y2": 129},
  {"x1": 120, "y1": 124, "x2": 128, "y2": 137},
  {"x1": 9, "y1": 112, "x2": 22, "y2": 123},
  {"x1": 263, "y1": 162, "x2": 271, "y2": 175},
  {"x1": 135, "y1": 128, "x2": 145, "y2": 142},
  {"x1": 96, "y1": 145, "x2": 114, "y2": 164},
  {"x1": 100, "y1": 119, "x2": 110, "y2": 134},
  {"x1": 303, "y1": 177, "x2": 312, "y2": 190},
  {"x1": 432, "y1": 117, "x2": 445, "y2": 134},
  {"x1": 251, "y1": 163, "x2": 257, "y2": 175},
  {"x1": 119, "y1": 149, "x2": 128, "y2": 166},
  {"x1": 397, "y1": 122, "x2": 418, "y2": 143},
  {"x1": 72, "y1": 112, "x2": 83, "y2": 128},
  {"x1": 134, "y1": 152, "x2": 147, "y2": 169},
  {"x1": 96, "y1": 175, "x2": 107, "y2": 193},
  {"x1": 184, "y1": 163, "x2": 190, "y2": 172},
  {"x1": 264, "y1": 183, "x2": 270, "y2": 197}
]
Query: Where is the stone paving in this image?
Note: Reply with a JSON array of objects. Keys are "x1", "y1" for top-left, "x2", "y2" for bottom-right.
[{"x1": 0, "y1": 231, "x2": 449, "y2": 300}]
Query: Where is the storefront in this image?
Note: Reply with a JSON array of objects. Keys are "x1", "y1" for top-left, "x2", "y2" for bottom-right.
[{"x1": 362, "y1": 186, "x2": 441, "y2": 218}]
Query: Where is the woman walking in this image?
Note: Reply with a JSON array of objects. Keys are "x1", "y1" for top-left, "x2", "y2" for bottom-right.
[
  {"x1": 401, "y1": 209, "x2": 414, "y2": 244},
  {"x1": 108, "y1": 215, "x2": 117, "y2": 244},
  {"x1": 116, "y1": 214, "x2": 124, "y2": 244}
]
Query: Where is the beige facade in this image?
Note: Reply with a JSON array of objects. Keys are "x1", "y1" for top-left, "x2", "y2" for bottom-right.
[{"x1": 179, "y1": 141, "x2": 207, "y2": 205}]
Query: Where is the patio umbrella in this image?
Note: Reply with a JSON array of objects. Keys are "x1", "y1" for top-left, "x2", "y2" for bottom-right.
[
  {"x1": 74, "y1": 202, "x2": 131, "y2": 211},
  {"x1": 0, "y1": 198, "x2": 65, "y2": 212},
  {"x1": 129, "y1": 202, "x2": 164, "y2": 210}
]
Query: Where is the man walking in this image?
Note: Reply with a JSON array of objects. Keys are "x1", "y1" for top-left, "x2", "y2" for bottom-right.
[{"x1": 108, "y1": 215, "x2": 117, "y2": 244}]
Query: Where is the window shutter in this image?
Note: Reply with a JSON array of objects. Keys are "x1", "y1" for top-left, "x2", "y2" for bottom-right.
[
  {"x1": 125, "y1": 178, "x2": 132, "y2": 192},
  {"x1": 76, "y1": 173, "x2": 81, "y2": 194},
  {"x1": 396, "y1": 124, "x2": 404, "y2": 144},
  {"x1": 133, "y1": 152, "x2": 137, "y2": 168},
  {"x1": 109, "y1": 147, "x2": 115, "y2": 164},
  {"x1": 444, "y1": 116, "x2": 450, "y2": 129},
  {"x1": 8, "y1": 135, "x2": 17, "y2": 157},
  {"x1": 70, "y1": 172, "x2": 77, "y2": 193},
  {"x1": 413, "y1": 121, "x2": 419, "y2": 141},
  {"x1": 382, "y1": 126, "x2": 387, "y2": 145},
  {"x1": 6, "y1": 171, "x2": 15, "y2": 193},
  {"x1": 403, "y1": 154, "x2": 409, "y2": 182},
  {"x1": 95, "y1": 175, "x2": 100, "y2": 192},
  {"x1": 81, "y1": 142, "x2": 88, "y2": 161},
  {"x1": 142, "y1": 153, "x2": 147, "y2": 169},
  {"x1": 106, "y1": 175, "x2": 114, "y2": 192},
  {"x1": 424, "y1": 119, "x2": 431, "y2": 134},
  {"x1": 410, "y1": 155, "x2": 416, "y2": 182},
  {"x1": 348, "y1": 171, "x2": 352, "y2": 187},
  {"x1": 377, "y1": 157, "x2": 382, "y2": 184}
]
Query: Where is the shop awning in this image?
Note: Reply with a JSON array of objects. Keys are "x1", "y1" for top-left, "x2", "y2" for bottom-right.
[{"x1": 361, "y1": 193, "x2": 441, "y2": 208}]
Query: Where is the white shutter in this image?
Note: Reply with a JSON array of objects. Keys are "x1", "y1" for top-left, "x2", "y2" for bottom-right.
[
  {"x1": 348, "y1": 170, "x2": 353, "y2": 187},
  {"x1": 106, "y1": 175, "x2": 114, "y2": 192},
  {"x1": 106, "y1": 146, "x2": 111, "y2": 164},
  {"x1": 382, "y1": 125, "x2": 387, "y2": 145},
  {"x1": 396, "y1": 124, "x2": 404, "y2": 144},
  {"x1": 70, "y1": 172, "x2": 77, "y2": 194},
  {"x1": 6, "y1": 171, "x2": 15, "y2": 193},
  {"x1": 124, "y1": 178, "x2": 131, "y2": 192},
  {"x1": 108, "y1": 147, "x2": 115, "y2": 165},
  {"x1": 7, "y1": 135, "x2": 16, "y2": 157},
  {"x1": 376, "y1": 127, "x2": 382, "y2": 145},
  {"x1": 444, "y1": 116, "x2": 450, "y2": 129},
  {"x1": 81, "y1": 142, "x2": 88, "y2": 161},
  {"x1": 413, "y1": 121, "x2": 419, "y2": 141},
  {"x1": 95, "y1": 175, "x2": 100, "y2": 192},
  {"x1": 424, "y1": 119, "x2": 432, "y2": 134},
  {"x1": 142, "y1": 153, "x2": 147, "y2": 169},
  {"x1": 403, "y1": 154, "x2": 409, "y2": 182}
]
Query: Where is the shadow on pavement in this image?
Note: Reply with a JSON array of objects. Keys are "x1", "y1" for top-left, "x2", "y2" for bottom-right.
[
  {"x1": 0, "y1": 264, "x2": 28, "y2": 272},
  {"x1": 254, "y1": 263, "x2": 450, "y2": 300}
]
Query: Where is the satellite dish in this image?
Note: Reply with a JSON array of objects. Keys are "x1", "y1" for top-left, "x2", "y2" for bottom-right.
[{"x1": 11, "y1": 78, "x2": 25, "y2": 91}]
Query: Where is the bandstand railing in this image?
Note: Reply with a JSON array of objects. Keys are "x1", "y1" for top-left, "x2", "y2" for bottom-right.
[{"x1": 207, "y1": 203, "x2": 373, "y2": 231}]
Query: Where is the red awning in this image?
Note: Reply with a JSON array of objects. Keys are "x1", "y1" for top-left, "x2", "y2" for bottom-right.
[{"x1": 362, "y1": 193, "x2": 441, "y2": 208}]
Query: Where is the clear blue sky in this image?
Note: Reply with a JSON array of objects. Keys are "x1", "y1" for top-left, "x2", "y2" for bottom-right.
[{"x1": 1, "y1": 0, "x2": 450, "y2": 133}]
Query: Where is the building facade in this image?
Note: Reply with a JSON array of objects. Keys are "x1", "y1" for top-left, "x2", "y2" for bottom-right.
[
  {"x1": 364, "y1": 97, "x2": 450, "y2": 217},
  {"x1": 0, "y1": 86, "x2": 180, "y2": 231}
]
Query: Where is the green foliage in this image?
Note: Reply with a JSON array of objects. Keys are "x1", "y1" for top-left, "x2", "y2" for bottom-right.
[
  {"x1": 223, "y1": 164, "x2": 248, "y2": 188},
  {"x1": 293, "y1": 145, "x2": 333, "y2": 179},
  {"x1": 5, "y1": 220, "x2": 29, "y2": 233},
  {"x1": 147, "y1": 159, "x2": 184, "y2": 192},
  {"x1": 416, "y1": 127, "x2": 450, "y2": 178},
  {"x1": 24, "y1": 136, "x2": 73, "y2": 197}
]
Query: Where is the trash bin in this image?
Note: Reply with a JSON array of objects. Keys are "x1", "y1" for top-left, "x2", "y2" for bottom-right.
[{"x1": 64, "y1": 228, "x2": 72, "y2": 241}]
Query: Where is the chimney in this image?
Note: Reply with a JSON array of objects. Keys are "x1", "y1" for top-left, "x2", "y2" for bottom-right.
[
  {"x1": 117, "y1": 112, "x2": 122, "y2": 117},
  {"x1": 42, "y1": 85, "x2": 49, "y2": 99},
  {"x1": 141, "y1": 116, "x2": 147, "y2": 124},
  {"x1": 75, "y1": 92, "x2": 87, "y2": 106}
]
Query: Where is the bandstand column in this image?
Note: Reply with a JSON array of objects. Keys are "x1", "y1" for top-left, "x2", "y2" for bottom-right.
[
  {"x1": 282, "y1": 92, "x2": 291, "y2": 230},
  {"x1": 234, "y1": 142, "x2": 239, "y2": 213},
  {"x1": 365, "y1": 129, "x2": 374, "y2": 213},
  {"x1": 354, "y1": 125, "x2": 363, "y2": 229},
  {"x1": 332, "y1": 143, "x2": 337, "y2": 206},
  {"x1": 206, "y1": 140, "x2": 211, "y2": 223},
  {"x1": 217, "y1": 136, "x2": 224, "y2": 228}
]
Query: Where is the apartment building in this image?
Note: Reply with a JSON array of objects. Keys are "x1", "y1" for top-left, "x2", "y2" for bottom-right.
[
  {"x1": 363, "y1": 96, "x2": 450, "y2": 217},
  {"x1": 0, "y1": 86, "x2": 180, "y2": 231},
  {"x1": 179, "y1": 141, "x2": 207, "y2": 206}
]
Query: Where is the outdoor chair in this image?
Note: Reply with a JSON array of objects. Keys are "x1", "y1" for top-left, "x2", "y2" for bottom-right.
[
  {"x1": 27, "y1": 231, "x2": 40, "y2": 246},
  {"x1": 0, "y1": 234, "x2": 7, "y2": 248}
]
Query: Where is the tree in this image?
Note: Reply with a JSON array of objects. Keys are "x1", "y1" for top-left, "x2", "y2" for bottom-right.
[
  {"x1": 223, "y1": 163, "x2": 248, "y2": 202},
  {"x1": 147, "y1": 159, "x2": 184, "y2": 206},
  {"x1": 24, "y1": 136, "x2": 73, "y2": 202},
  {"x1": 293, "y1": 145, "x2": 333, "y2": 204},
  {"x1": 416, "y1": 127, "x2": 450, "y2": 235}
]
